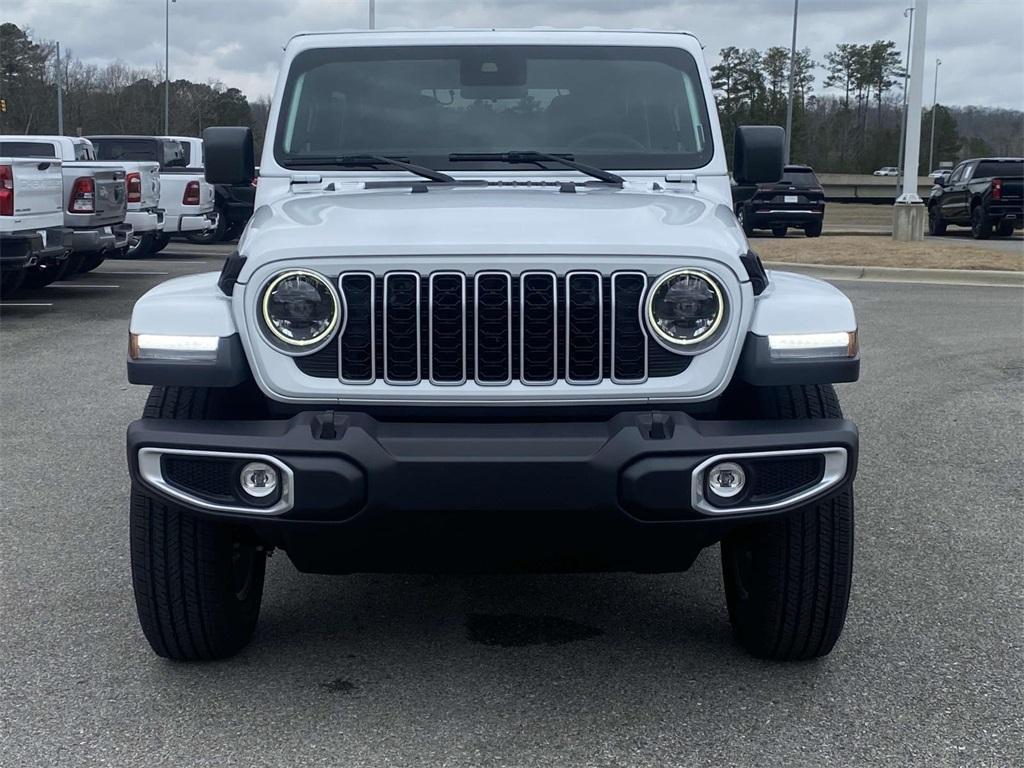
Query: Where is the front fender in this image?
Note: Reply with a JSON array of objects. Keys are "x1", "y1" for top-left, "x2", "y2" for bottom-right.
[
  {"x1": 738, "y1": 270, "x2": 859, "y2": 385},
  {"x1": 127, "y1": 272, "x2": 250, "y2": 387}
]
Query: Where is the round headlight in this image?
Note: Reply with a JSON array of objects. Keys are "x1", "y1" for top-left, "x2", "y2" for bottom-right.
[
  {"x1": 646, "y1": 269, "x2": 726, "y2": 350},
  {"x1": 260, "y1": 269, "x2": 342, "y2": 351}
]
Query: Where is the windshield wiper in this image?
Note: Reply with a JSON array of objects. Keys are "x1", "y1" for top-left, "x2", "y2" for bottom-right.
[
  {"x1": 448, "y1": 151, "x2": 624, "y2": 186},
  {"x1": 285, "y1": 154, "x2": 455, "y2": 183}
]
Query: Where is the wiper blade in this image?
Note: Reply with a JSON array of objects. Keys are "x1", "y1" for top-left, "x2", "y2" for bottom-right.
[
  {"x1": 449, "y1": 151, "x2": 624, "y2": 186},
  {"x1": 285, "y1": 154, "x2": 455, "y2": 183}
]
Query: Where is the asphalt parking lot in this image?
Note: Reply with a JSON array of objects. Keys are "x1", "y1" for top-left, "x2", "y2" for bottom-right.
[{"x1": 1, "y1": 244, "x2": 1022, "y2": 767}]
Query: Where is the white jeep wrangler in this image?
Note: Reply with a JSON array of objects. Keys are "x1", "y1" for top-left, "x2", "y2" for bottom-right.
[{"x1": 126, "y1": 30, "x2": 860, "y2": 662}]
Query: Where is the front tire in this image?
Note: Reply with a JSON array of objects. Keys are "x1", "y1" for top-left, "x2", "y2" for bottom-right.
[
  {"x1": 130, "y1": 386, "x2": 267, "y2": 661},
  {"x1": 928, "y1": 204, "x2": 947, "y2": 236},
  {"x1": 720, "y1": 384, "x2": 854, "y2": 660}
]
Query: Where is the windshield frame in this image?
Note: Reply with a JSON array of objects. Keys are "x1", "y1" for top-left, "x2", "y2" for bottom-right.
[{"x1": 272, "y1": 44, "x2": 715, "y2": 174}]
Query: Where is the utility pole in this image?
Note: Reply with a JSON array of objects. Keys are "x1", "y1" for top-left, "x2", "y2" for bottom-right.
[
  {"x1": 928, "y1": 58, "x2": 942, "y2": 173},
  {"x1": 893, "y1": 0, "x2": 928, "y2": 241},
  {"x1": 896, "y1": 6, "x2": 914, "y2": 190},
  {"x1": 783, "y1": 0, "x2": 799, "y2": 165},
  {"x1": 56, "y1": 42, "x2": 64, "y2": 134},
  {"x1": 369, "y1": 0, "x2": 375, "y2": 29},
  {"x1": 164, "y1": 0, "x2": 174, "y2": 134}
]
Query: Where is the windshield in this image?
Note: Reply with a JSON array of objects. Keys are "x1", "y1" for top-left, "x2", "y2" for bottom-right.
[{"x1": 275, "y1": 45, "x2": 713, "y2": 171}]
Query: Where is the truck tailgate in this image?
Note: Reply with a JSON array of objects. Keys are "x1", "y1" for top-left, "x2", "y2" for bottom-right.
[
  {"x1": 64, "y1": 163, "x2": 127, "y2": 226},
  {"x1": 0, "y1": 157, "x2": 64, "y2": 232}
]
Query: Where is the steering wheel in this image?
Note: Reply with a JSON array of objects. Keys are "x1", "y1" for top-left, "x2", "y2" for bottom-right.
[{"x1": 570, "y1": 131, "x2": 647, "y2": 151}]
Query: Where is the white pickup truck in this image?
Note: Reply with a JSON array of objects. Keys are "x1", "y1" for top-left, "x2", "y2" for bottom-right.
[
  {"x1": 0, "y1": 155, "x2": 71, "y2": 295},
  {"x1": 0, "y1": 135, "x2": 136, "y2": 280},
  {"x1": 87, "y1": 135, "x2": 215, "y2": 257}
]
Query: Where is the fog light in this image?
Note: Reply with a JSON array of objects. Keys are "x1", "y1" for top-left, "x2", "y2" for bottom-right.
[
  {"x1": 707, "y1": 461, "x2": 746, "y2": 499},
  {"x1": 240, "y1": 462, "x2": 278, "y2": 499}
]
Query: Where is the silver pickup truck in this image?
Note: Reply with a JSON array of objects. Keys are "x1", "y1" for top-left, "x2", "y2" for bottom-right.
[{"x1": 0, "y1": 136, "x2": 134, "y2": 281}]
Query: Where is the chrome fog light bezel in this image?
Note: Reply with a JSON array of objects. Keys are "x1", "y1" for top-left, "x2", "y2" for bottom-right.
[
  {"x1": 258, "y1": 268, "x2": 344, "y2": 355},
  {"x1": 644, "y1": 268, "x2": 728, "y2": 355}
]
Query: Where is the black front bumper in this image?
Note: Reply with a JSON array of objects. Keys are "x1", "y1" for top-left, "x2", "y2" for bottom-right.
[{"x1": 128, "y1": 410, "x2": 858, "y2": 573}]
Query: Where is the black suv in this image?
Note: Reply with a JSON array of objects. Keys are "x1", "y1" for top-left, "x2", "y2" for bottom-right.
[{"x1": 734, "y1": 164, "x2": 825, "y2": 238}]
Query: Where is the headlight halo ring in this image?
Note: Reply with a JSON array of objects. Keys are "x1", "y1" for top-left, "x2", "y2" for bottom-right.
[
  {"x1": 259, "y1": 268, "x2": 344, "y2": 355},
  {"x1": 644, "y1": 268, "x2": 727, "y2": 353}
]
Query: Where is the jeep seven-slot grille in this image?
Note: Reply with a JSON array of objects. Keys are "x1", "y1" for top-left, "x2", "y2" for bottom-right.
[{"x1": 295, "y1": 271, "x2": 691, "y2": 384}]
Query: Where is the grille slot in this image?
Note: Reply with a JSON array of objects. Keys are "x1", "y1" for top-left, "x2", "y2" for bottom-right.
[
  {"x1": 474, "y1": 271, "x2": 512, "y2": 385},
  {"x1": 429, "y1": 272, "x2": 467, "y2": 384},
  {"x1": 339, "y1": 272, "x2": 375, "y2": 383},
  {"x1": 383, "y1": 272, "x2": 421, "y2": 384},
  {"x1": 296, "y1": 270, "x2": 694, "y2": 385},
  {"x1": 162, "y1": 455, "x2": 237, "y2": 501},
  {"x1": 749, "y1": 456, "x2": 825, "y2": 501},
  {"x1": 566, "y1": 271, "x2": 603, "y2": 384}
]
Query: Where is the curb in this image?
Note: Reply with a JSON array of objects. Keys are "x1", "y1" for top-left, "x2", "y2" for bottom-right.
[{"x1": 764, "y1": 262, "x2": 1024, "y2": 288}]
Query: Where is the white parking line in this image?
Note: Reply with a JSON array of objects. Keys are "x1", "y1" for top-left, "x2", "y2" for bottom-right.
[
  {"x1": 126, "y1": 260, "x2": 210, "y2": 265},
  {"x1": 97, "y1": 271, "x2": 169, "y2": 276},
  {"x1": 49, "y1": 283, "x2": 120, "y2": 289},
  {"x1": 0, "y1": 302, "x2": 53, "y2": 308}
]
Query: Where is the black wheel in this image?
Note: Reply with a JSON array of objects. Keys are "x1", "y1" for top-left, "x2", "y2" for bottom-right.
[
  {"x1": 928, "y1": 204, "x2": 947, "y2": 236},
  {"x1": 771, "y1": 225, "x2": 787, "y2": 238},
  {"x1": 22, "y1": 263, "x2": 64, "y2": 289},
  {"x1": 130, "y1": 386, "x2": 267, "y2": 661},
  {"x1": 804, "y1": 220, "x2": 823, "y2": 238},
  {"x1": 720, "y1": 384, "x2": 854, "y2": 661},
  {"x1": 120, "y1": 232, "x2": 155, "y2": 259},
  {"x1": 737, "y1": 205, "x2": 756, "y2": 237},
  {"x1": 970, "y1": 206, "x2": 991, "y2": 240},
  {"x1": 995, "y1": 220, "x2": 1015, "y2": 237},
  {"x1": 150, "y1": 233, "x2": 172, "y2": 254},
  {"x1": 185, "y1": 209, "x2": 227, "y2": 244},
  {"x1": 0, "y1": 269, "x2": 27, "y2": 297},
  {"x1": 78, "y1": 251, "x2": 106, "y2": 273}
]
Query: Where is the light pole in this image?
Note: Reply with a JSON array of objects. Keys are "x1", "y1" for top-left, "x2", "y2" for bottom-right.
[
  {"x1": 896, "y1": 6, "x2": 914, "y2": 189},
  {"x1": 783, "y1": 0, "x2": 799, "y2": 165},
  {"x1": 928, "y1": 58, "x2": 942, "y2": 173},
  {"x1": 55, "y1": 41, "x2": 64, "y2": 134},
  {"x1": 164, "y1": 0, "x2": 176, "y2": 134},
  {"x1": 369, "y1": 0, "x2": 375, "y2": 29}
]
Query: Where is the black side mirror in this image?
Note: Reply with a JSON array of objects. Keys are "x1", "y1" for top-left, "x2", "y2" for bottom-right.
[
  {"x1": 733, "y1": 126, "x2": 785, "y2": 185},
  {"x1": 204, "y1": 126, "x2": 255, "y2": 185}
]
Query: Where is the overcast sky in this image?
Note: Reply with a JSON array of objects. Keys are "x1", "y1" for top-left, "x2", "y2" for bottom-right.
[{"x1": 5, "y1": 0, "x2": 1023, "y2": 110}]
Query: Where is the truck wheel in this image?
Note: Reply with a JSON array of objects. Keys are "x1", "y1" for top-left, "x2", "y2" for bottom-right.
[
  {"x1": 22, "y1": 263, "x2": 64, "y2": 289},
  {"x1": 720, "y1": 384, "x2": 854, "y2": 660},
  {"x1": 928, "y1": 204, "x2": 947, "y2": 236},
  {"x1": 771, "y1": 225, "x2": 787, "y2": 238},
  {"x1": 121, "y1": 233, "x2": 155, "y2": 259},
  {"x1": 995, "y1": 220, "x2": 1015, "y2": 237},
  {"x1": 737, "y1": 205, "x2": 756, "y2": 237},
  {"x1": 130, "y1": 386, "x2": 267, "y2": 661},
  {"x1": 804, "y1": 220, "x2": 823, "y2": 238},
  {"x1": 150, "y1": 233, "x2": 172, "y2": 254},
  {"x1": 78, "y1": 252, "x2": 106, "y2": 273},
  {"x1": 0, "y1": 269, "x2": 27, "y2": 297},
  {"x1": 185, "y1": 209, "x2": 227, "y2": 244},
  {"x1": 970, "y1": 206, "x2": 992, "y2": 240}
]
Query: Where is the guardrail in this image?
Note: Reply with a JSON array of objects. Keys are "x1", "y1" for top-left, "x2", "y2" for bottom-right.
[{"x1": 818, "y1": 174, "x2": 934, "y2": 204}]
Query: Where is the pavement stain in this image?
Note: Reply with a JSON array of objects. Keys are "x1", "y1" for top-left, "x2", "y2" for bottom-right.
[
  {"x1": 320, "y1": 678, "x2": 357, "y2": 694},
  {"x1": 465, "y1": 613, "x2": 603, "y2": 647}
]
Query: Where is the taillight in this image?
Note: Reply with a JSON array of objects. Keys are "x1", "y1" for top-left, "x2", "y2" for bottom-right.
[
  {"x1": 992, "y1": 178, "x2": 1002, "y2": 201},
  {"x1": 69, "y1": 176, "x2": 95, "y2": 213},
  {"x1": 126, "y1": 172, "x2": 142, "y2": 203},
  {"x1": 182, "y1": 180, "x2": 201, "y2": 206},
  {"x1": 0, "y1": 165, "x2": 12, "y2": 216}
]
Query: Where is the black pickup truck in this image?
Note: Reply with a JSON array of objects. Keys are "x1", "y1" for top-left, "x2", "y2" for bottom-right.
[
  {"x1": 928, "y1": 157, "x2": 1024, "y2": 239},
  {"x1": 733, "y1": 164, "x2": 825, "y2": 238},
  {"x1": 186, "y1": 174, "x2": 257, "y2": 244}
]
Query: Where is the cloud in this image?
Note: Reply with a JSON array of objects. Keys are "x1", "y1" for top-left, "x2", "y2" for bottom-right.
[{"x1": 5, "y1": 0, "x2": 1022, "y2": 109}]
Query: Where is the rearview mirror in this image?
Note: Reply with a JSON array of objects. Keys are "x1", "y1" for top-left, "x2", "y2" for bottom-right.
[
  {"x1": 204, "y1": 126, "x2": 255, "y2": 185},
  {"x1": 733, "y1": 126, "x2": 785, "y2": 185}
]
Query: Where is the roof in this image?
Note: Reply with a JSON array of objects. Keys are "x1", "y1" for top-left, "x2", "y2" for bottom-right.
[{"x1": 284, "y1": 27, "x2": 703, "y2": 50}]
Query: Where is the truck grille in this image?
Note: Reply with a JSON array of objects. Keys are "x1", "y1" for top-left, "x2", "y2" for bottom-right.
[{"x1": 296, "y1": 271, "x2": 691, "y2": 385}]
